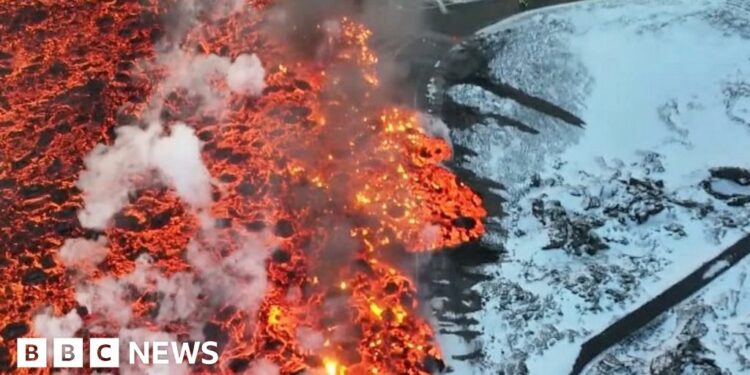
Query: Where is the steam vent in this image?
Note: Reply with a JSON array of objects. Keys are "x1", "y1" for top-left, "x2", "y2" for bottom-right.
[{"x1": 1, "y1": 0, "x2": 750, "y2": 374}]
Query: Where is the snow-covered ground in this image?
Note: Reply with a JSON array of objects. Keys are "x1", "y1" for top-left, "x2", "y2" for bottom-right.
[
  {"x1": 592, "y1": 256, "x2": 750, "y2": 374},
  {"x1": 431, "y1": 0, "x2": 750, "y2": 373}
]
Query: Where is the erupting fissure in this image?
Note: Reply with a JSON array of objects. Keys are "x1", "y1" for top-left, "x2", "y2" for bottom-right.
[{"x1": 0, "y1": 1, "x2": 485, "y2": 374}]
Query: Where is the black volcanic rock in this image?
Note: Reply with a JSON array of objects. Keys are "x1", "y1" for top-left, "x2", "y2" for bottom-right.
[
  {"x1": 531, "y1": 198, "x2": 608, "y2": 255},
  {"x1": 21, "y1": 267, "x2": 48, "y2": 285},
  {"x1": 1, "y1": 321, "x2": 29, "y2": 341}
]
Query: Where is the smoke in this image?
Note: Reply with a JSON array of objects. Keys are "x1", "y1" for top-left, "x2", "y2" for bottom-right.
[
  {"x1": 154, "y1": 50, "x2": 266, "y2": 113},
  {"x1": 75, "y1": 0, "x2": 269, "y2": 230},
  {"x1": 226, "y1": 54, "x2": 267, "y2": 96},
  {"x1": 35, "y1": 1, "x2": 273, "y2": 372},
  {"x1": 295, "y1": 327, "x2": 324, "y2": 351},
  {"x1": 151, "y1": 124, "x2": 213, "y2": 208},
  {"x1": 75, "y1": 275, "x2": 133, "y2": 328},
  {"x1": 74, "y1": 234, "x2": 273, "y2": 330},
  {"x1": 157, "y1": 0, "x2": 245, "y2": 46},
  {"x1": 118, "y1": 328, "x2": 189, "y2": 375},
  {"x1": 245, "y1": 358, "x2": 280, "y2": 375},
  {"x1": 30, "y1": 309, "x2": 84, "y2": 364},
  {"x1": 418, "y1": 113, "x2": 451, "y2": 143},
  {"x1": 77, "y1": 50, "x2": 266, "y2": 230},
  {"x1": 32, "y1": 308, "x2": 83, "y2": 341},
  {"x1": 58, "y1": 237, "x2": 109, "y2": 275},
  {"x1": 34, "y1": 0, "x2": 458, "y2": 373},
  {"x1": 267, "y1": 0, "x2": 431, "y2": 101},
  {"x1": 76, "y1": 122, "x2": 211, "y2": 230},
  {"x1": 61, "y1": 236, "x2": 273, "y2": 372}
]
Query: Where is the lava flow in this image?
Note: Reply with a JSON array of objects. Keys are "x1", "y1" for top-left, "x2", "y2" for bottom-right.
[{"x1": 0, "y1": 1, "x2": 485, "y2": 374}]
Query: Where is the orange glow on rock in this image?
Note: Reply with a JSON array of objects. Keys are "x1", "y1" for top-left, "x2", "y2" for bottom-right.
[{"x1": 0, "y1": 1, "x2": 485, "y2": 374}]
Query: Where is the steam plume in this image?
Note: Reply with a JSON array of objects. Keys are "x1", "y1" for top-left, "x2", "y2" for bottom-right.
[
  {"x1": 76, "y1": 122, "x2": 212, "y2": 229},
  {"x1": 33, "y1": 1, "x2": 272, "y2": 373},
  {"x1": 58, "y1": 237, "x2": 108, "y2": 275}
]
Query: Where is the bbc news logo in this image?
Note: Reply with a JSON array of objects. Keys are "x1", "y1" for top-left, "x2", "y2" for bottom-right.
[{"x1": 17, "y1": 338, "x2": 219, "y2": 368}]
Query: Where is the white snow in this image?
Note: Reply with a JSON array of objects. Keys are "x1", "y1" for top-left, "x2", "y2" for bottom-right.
[
  {"x1": 710, "y1": 179, "x2": 750, "y2": 196},
  {"x1": 593, "y1": 250, "x2": 750, "y2": 374},
  {"x1": 436, "y1": 0, "x2": 750, "y2": 373},
  {"x1": 703, "y1": 259, "x2": 731, "y2": 280}
]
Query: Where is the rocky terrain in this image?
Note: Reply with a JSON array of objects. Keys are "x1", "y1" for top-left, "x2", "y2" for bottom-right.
[{"x1": 424, "y1": 0, "x2": 750, "y2": 373}]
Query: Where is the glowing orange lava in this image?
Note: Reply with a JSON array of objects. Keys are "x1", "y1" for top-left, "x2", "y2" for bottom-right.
[{"x1": 0, "y1": 1, "x2": 485, "y2": 373}]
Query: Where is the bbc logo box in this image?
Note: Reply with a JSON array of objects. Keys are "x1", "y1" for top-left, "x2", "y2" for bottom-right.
[
  {"x1": 17, "y1": 337, "x2": 218, "y2": 368},
  {"x1": 17, "y1": 338, "x2": 119, "y2": 368}
]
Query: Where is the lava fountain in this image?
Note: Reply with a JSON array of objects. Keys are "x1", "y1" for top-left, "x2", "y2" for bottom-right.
[{"x1": 0, "y1": 1, "x2": 485, "y2": 373}]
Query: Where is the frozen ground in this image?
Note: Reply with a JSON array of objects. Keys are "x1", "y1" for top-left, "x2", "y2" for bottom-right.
[{"x1": 429, "y1": 0, "x2": 750, "y2": 373}]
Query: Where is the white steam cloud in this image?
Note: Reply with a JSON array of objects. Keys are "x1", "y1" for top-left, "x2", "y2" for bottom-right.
[
  {"x1": 157, "y1": 51, "x2": 266, "y2": 111},
  {"x1": 295, "y1": 327, "x2": 324, "y2": 351},
  {"x1": 161, "y1": 0, "x2": 245, "y2": 41},
  {"x1": 35, "y1": 1, "x2": 274, "y2": 372},
  {"x1": 226, "y1": 54, "x2": 267, "y2": 96},
  {"x1": 151, "y1": 124, "x2": 213, "y2": 208},
  {"x1": 118, "y1": 328, "x2": 189, "y2": 375},
  {"x1": 76, "y1": 123, "x2": 212, "y2": 230},
  {"x1": 76, "y1": 46, "x2": 265, "y2": 230},
  {"x1": 32, "y1": 308, "x2": 83, "y2": 341},
  {"x1": 58, "y1": 237, "x2": 109, "y2": 275},
  {"x1": 246, "y1": 358, "x2": 280, "y2": 375},
  {"x1": 418, "y1": 113, "x2": 451, "y2": 145},
  {"x1": 75, "y1": 275, "x2": 133, "y2": 328},
  {"x1": 74, "y1": 236, "x2": 273, "y2": 334},
  {"x1": 31, "y1": 309, "x2": 84, "y2": 364}
]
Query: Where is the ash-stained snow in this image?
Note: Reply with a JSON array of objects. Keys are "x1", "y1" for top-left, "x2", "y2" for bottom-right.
[{"x1": 430, "y1": 0, "x2": 750, "y2": 374}]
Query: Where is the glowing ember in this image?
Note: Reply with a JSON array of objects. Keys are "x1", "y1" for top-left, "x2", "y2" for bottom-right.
[
  {"x1": 324, "y1": 358, "x2": 344, "y2": 375},
  {"x1": 0, "y1": 1, "x2": 485, "y2": 373}
]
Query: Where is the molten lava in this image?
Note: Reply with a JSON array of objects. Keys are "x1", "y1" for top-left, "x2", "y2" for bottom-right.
[{"x1": 0, "y1": 1, "x2": 485, "y2": 374}]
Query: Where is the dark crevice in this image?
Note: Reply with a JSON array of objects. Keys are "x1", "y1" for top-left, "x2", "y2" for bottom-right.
[
  {"x1": 450, "y1": 143, "x2": 479, "y2": 160},
  {"x1": 443, "y1": 97, "x2": 540, "y2": 134},
  {"x1": 451, "y1": 348, "x2": 483, "y2": 362},
  {"x1": 433, "y1": 40, "x2": 584, "y2": 130},
  {"x1": 438, "y1": 328, "x2": 481, "y2": 341},
  {"x1": 570, "y1": 234, "x2": 750, "y2": 375},
  {"x1": 457, "y1": 75, "x2": 585, "y2": 128},
  {"x1": 487, "y1": 112, "x2": 540, "y2": 134},
  {"x1": 420, "y1": 240, "x2": 503, "y2": 359}
]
